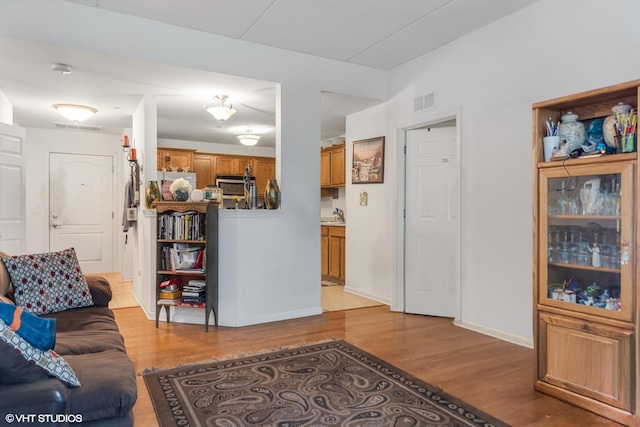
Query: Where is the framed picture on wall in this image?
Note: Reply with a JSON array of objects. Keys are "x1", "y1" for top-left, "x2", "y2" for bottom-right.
[{"x1": 352, "y1": 136, "x2": 385, "y2": 184}]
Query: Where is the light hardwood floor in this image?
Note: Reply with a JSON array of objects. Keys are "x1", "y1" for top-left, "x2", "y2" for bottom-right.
[
  {"x1": 103, "y1": 276, "x2": 620, "y2": 426},
  {"x1": 112, "y1": 304, "x2": 622, "y2": 427}
]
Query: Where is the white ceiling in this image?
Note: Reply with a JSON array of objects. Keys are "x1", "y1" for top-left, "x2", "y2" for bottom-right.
[{"x1": 0, "y1": 0, "x2": 538, "y2": 147}]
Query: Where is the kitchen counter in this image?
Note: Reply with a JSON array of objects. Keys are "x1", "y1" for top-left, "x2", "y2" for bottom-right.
[{"x1": 321, "y1": 221, "x2": 345, "y2": 227}]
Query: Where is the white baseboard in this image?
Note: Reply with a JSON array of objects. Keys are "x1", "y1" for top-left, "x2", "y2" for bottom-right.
[
  {"x1": 342, "y1": 286, "x2": 390, "y2": 305},
  {"x1": 454, "y1": 318, "x2": 533, "y2": 349},
  {"x1": 151, "y1": 306, "x2": 324, "y2": 328}
]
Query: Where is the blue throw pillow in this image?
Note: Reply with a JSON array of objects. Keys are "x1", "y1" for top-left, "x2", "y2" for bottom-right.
[{"x1": 0, "y1": 296, "x2": 56, "y2": 350}]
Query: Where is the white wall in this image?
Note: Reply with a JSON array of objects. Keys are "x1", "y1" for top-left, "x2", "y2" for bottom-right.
[
  {"x1": 347, "y1": 0, "x2": 640, "y2": 345},
  {"x1": 345, "y1": 103, "x2": 393, "y2": 304}
]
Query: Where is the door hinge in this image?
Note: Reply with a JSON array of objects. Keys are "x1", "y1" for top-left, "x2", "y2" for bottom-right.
[
  {"x1": 404, "y1": 145, "x2": 407, "y2": 154},
  {"x1": 403, "y1": 209, "x2": 406, "y2": 218},
  {"x1": 112, "y1": 212, "x2": 114, "y2": 219}
]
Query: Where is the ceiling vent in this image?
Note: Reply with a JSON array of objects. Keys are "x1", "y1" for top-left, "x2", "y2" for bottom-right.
[
  {"x1": 53, "y1": 122, "x2": 104, "y2": 132},
  {"x1": 414, "y1": 92, "x2": 435, "y2": 112}
]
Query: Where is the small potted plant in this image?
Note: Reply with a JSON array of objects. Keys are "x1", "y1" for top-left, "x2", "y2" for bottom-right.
[{"x1": 169, "y1": 178, "x2": 192, "y2": 201}]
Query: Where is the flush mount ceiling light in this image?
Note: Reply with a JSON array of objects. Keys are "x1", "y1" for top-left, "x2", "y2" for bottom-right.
[
  {"x1": 204, "y1": 94, "x2": 237, "y2": 126},
  {"x1": 51, "y1": 63, "x2": 72, "y2": 75},
  {"x1": 237, "y1": 129, "x2": 260, "y2": 146},
  {"x1": 53, "y1": 104, "x2": 97, "y2": 122}
]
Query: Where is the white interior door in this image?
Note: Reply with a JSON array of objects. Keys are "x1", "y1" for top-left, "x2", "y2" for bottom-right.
[
  {"x1": 405, "y1": 126, "x2": 458, "y2": 317},
  {"x1": 0, "y1": 123, "x2": 26, "y2": 255},
  {"x1": 49, "y1": 153, "x2": 114, "y2": 273}
]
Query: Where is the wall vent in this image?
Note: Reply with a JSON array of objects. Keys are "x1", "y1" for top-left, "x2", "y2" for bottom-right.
[
  {"x1": 53, "y1": 122, "x2": 104, "y2": 132},
  {"x1": 414, "y1": 92, "x2": 435, "y2": 112}
]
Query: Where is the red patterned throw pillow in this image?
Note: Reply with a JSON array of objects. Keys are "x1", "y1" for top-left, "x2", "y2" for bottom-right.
[{"x1": 1, "y1": 248, "x2": 93, "y2": 315}]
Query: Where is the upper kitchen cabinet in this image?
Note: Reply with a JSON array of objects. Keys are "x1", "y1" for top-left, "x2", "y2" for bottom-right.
[
  {"x1": 216, "y1": 155, "x2": 252, "y2": 176},
  {"x1": 157, "y1": 148, "x2": 194, "y2": 172},
  {"x1": 193, "y1": 154, "x2": 216, "y2": 188},
  {"x1": 253, "y1": 157, "x2": 276, "y2": 194},
  {"x1": 321, "y1": 144, "x2": 345, "y2": 188}
]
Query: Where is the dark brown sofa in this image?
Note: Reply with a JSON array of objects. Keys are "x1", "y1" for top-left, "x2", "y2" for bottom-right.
[{"x1": 0, "y1": 275, "x2": 137, "y2": 426}]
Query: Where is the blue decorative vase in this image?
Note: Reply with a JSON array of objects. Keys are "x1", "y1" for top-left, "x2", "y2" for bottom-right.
[
  {"x1": 173, "y1": 189, "x2": 189, "y2": 201},
  {"x1": 264, "y1": 179, "x2": 280, "y2": 209}
]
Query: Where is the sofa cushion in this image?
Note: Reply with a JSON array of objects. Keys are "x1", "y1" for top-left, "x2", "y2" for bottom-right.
[
  {"x1": 64, "y1": 350, "x2": 137, "y2": 421},
  {"x1": 2, "y1": 248, "x2": 93, "y2": 315},
  {"x1": 84, "y1": 275, "x2": 113, "y2": 307},
  {"x1": 0, "y1": 251, "x2": 10, "y2": 297},
  {"x1": 0, "y1": 317, "x2": 80, "y2": 387},
  {"x1": 45, "y1": 306, "x2": 126, "y2": 355},
  {"x1": 0, "y1": 340, "x2": 50, "y2": 384}
]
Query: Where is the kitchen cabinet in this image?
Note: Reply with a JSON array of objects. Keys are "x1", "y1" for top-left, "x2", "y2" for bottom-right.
[
  {"x1": 322, "y1": 225, "x2": 345, "y2": 283},
  {"x1": 155, "y1": 201, "x2": 218, "y2": 332},
  {"x1": 216, "y1": 155, "x2": 252, "y2": 176},
  {"x1": 253, "y1": 157, "x2": 276, "y2": 195},
  {"x1": 532, "y1": 79, "x2": 640, "y2": 426},
  {"x1": 157, "y1": 148, "x2": 194, "y2": 171},
  {"x1": 193, "y1": 154, "x2": 215, "y2": 188},
  {"x1": 166, "y1": 149, "x2": 276, "y2": 194},
  {"x1": 321, "y1": 226, "x2": 329, "y2": 276},
  {"x1": 321, "y1": 144, "x2": 345, "y2": 188}
]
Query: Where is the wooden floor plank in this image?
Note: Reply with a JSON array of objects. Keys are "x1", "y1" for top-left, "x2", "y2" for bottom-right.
[{"x1": 113, "y1": 306, "x2": 623, "y2": 426}]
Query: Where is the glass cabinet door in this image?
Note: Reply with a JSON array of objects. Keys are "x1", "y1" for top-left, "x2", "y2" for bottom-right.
[{"x1": 539, "y1": 162, "x2": 634, "y2": 321}]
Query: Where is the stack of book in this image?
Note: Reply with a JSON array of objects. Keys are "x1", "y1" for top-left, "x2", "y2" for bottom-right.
[
  {"x1": 180, "y1": 279, "x2": 206, "y2": 306},
  {"x1": 158, "y1": 287, "x2": 182, "y2": 305}
]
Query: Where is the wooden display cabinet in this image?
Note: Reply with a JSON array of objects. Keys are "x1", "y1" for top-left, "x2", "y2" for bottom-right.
[
  {"x1": 532, "y1": 79, "x2": 640, "y2": 425},
  {"x1": 155, "y1": 202, "x2": 218, "y2": 332}
]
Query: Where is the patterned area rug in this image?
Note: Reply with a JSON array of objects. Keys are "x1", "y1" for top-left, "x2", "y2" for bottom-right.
[{"x1": 143, "y1": 340, "x2": 509, "y2": 427}]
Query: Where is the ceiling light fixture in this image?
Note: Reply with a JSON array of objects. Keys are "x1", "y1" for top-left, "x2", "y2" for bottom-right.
[
  {"x1": 51, "y1": 63, "x2": 72, "y2": 75},
  {"x1": 53, "y1": 104, "x2": 97, "y2": 122},
  {"x1": 237, "y1": 129, "x2": 260, "y2": 146},
  {"x1": 204, "y1": 94, "x2": 237, "y2": 126}
]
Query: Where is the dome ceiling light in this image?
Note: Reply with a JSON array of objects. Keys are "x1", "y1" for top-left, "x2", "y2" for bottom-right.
[
  {"x1": 237, "y1": 129, "x2": 260, "y2": 146},
  {"x1": 204, "y1": 94, "x2": 237, "y2": 127},
  {"x1": 53, "y1": 104, "x2": 97, "y2": 122}
]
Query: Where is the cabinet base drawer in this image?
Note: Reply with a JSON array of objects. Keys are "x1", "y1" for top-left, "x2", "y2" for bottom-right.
[{"x1": 538, "y1": 312, "x2": 633, "y2": 411}]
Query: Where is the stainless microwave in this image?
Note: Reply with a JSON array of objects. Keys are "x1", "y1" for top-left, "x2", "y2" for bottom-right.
[{"x1": 215, "y1": 175, "x2": 255, "y2": 199}]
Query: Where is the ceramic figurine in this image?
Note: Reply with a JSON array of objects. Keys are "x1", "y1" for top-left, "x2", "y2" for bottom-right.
[{"x1": 588, "y1": 242, "x2": 601, "y2": 267}]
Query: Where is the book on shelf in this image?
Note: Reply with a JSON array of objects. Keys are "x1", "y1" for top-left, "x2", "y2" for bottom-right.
[
  {"x1": 177, "y1": 301, "x2": 206, "y2": 308},
  {"x1": 182, "y1": 290, "x2": 205, "y2": 298},
  {"x1": 159, "y1": 289, "x2": 182, "y2": 299},
  {"x1": 157, "y1": 210, "x2": 206, "y2": 241},
  {"x1": 181, "y1": 296, "x2": 205, "y2": 304},
  {"x1": 157, "y1": 298, "x2": 181, "y2": 305},
  {"x1": 175, "y1": 268, "x2": 205, "y2": 274}
]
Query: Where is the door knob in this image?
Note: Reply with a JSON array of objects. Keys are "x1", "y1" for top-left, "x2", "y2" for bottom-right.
[{"x1": 51, "y1": 223, "x2": 62, "y2": 229}]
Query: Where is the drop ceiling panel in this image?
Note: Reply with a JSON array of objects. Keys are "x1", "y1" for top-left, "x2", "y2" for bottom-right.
[
  {"x1": 66, "y1": 0, "x2": 274, "y2": 39},
  {"x1": 242, "y1": 0, "x2": 452, "y2": 62},
  {"x1": 350, "y1": 0, "x2": 540, "y2": 69}
]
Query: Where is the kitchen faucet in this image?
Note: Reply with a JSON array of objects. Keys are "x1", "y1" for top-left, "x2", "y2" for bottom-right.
[{"x1": 334, "y1": 208, "x2": 345, "y2": 223}]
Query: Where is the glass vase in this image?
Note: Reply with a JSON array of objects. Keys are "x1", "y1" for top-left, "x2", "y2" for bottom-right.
[
  {"x1": 145, "y1": 180, "x2": 160, "y2": 209},
  {"x1": 264, "y1": 179, "x2": 281, "y2": 209}
]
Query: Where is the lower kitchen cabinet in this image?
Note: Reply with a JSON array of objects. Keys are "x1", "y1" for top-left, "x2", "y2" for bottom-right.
[
  {"x1": 321, "y1": 226, "x2": 329, "y2": 276},
  {"x1": 322, "y1": 225, "x2": 345, "y2": 284}
]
